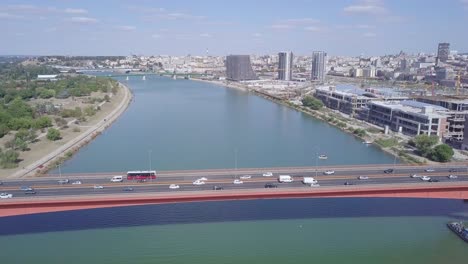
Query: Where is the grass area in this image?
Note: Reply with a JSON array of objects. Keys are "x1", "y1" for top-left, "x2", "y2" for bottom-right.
[{"x1": 375, "y1": 138, "x2": 399, "y2": 148}]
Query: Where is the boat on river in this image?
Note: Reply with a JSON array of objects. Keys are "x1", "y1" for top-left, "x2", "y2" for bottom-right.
[{"x1": 447, "y1": 222, "x2": 468, "y2": 243}]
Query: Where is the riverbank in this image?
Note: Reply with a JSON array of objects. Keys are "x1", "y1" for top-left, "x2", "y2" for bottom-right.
[
  {"x1": 192, "y1": 78, "x2": 433, "y2": 164},
  {"x1": 2, "y1": 82, "x2": 133, "y2": 179}
]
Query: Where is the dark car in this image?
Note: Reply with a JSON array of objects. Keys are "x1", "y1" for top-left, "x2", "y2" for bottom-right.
[
  {"x1": 24, "y1": 190, "x2": 37, "y2": 195},
  {"x1": 213, "y1": 186, "x2": 224, "y2": 190},
  {"x1": 264, "y1": 183, "x2": 278, "y2": 188},
  {"x1": 429, "y1": 178, "x2": 440, "y2": 183},
  {"x1": 449, "y1": 168, "x2": 458, "y2": 172},
  {"x1": 344, "y1": 182, "x2": 354, "y2": 185},
  {"x1": 123, "y1": 187, "x2": 134, "y2": 191},
  {"x1": 383, "y1": 169, "x2": 394, "y2": 174}
]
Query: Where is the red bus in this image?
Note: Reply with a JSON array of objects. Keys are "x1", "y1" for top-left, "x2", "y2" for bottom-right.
[{"x1": 127, "y1": 170, "x2": 157, "y2": 180}]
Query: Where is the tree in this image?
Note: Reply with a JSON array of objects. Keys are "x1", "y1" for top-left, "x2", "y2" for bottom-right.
[
  {"x1": 301, "y1": 96, "x2": 324, "y2": 110},
  {"x1": 6, "y1": 97, "x2": 33, "y2": 118},
  {"x1": 413, "y1": 134, "x2": 439, "y2": 157},
  {"x1": 84, "y1": 106, "x2": 96, "y2": 116},
  {"x1": 46, "y1": 128, "x2": 61, "y2": 141},
  {"x1": 0, "y1": 148, "x2": 19, "y2": 168},
  {"x1": 104, "y1": 94, "x2": 110, "y2": 102},
  {"x1": 0, "y1": 123, "x2": 9, "y2": 138},
  {"x1": 34, "y1": 116, "x2": 53, "y2": 129},
  {"x1": 429, "y1": 144, "x2": 454, "y2": 162}
]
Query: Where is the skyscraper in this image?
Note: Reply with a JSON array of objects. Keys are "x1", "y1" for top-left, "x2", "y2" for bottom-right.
[
  {"x1": 278, "y1": 51, "x2": 293, "y2": 81},
  {"x1": 225, "y1": 55, "x2": 257, "y2": 81},
  {"x1": 311, "y1": 51, "x2": 326, "y2": 81},
  {"x1": 437, "y1": 43, "x2": 450, "y2": 64}
]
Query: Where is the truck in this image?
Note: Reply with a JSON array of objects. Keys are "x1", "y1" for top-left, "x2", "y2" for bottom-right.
[
  {"x1": 278, "y1": 175, "x2": 293, "y2": 183},
  {"x1": 302, "y1": 177, "x2": 318, "y2": 185},
  {"x1": 110, "y1": 175, "x2": 123, "y2": 182}
]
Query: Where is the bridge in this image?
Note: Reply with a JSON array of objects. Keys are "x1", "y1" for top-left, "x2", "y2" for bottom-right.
[{"x1": 1, "y1": 163, "x2": 468, "y2": 217}]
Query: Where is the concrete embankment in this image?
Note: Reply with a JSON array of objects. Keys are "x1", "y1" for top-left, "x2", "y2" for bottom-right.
[{"x1": 1, "y1": 183, "x2": 468, "y2": 218}]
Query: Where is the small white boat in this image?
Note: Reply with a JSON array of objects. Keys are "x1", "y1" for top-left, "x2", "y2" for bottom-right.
[
  {"x1": 363, "y1": 141, "x2": 372, "y2": 144},
  {"x1": 318, "y1": 155, "x2": 328, "y2": 160},
  {"x1": 142, "y1": 75, "x2": 146, "y2": 80}
]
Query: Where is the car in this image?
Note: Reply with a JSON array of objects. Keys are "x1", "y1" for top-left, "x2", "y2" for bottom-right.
[
  {"x1": 93, "y1": 185, "x2": 104, "y2": 189},
  {"x1": 24, "y1": 190, "x2": 37, "y2": 195},
  {"x1": 344, "y1": 182, "x2": 354, "y2": 185},
  {"x1": 264, "y1": 183, "x2": 278, "y2": 188},
  {"x1": 310, "y1": 183, "x2": 321, "y2": 187},
  {"x1": 410, "y1": 174, "x2": 422, "y2": 178},
  {"x1": 110, "y1": 176, "x2": 123, "y2": 182},
  {"x1": 169, "y1": 184, "x2": 180, "y2": 189},
  {"x1": 123, "y1": 187, "x2": 134, "y2": 191},
  {"x1": 233, "y1": 179, "x2": 243, "y2": 184},
  {"x1": 420, "y1": 176, "x2": 431, "y2": 181},
  {"x1": 137, "y1": 179, "x2": 147, "y2": 183},
  {"x1": 240, "y1": 175, "x2": 252, "y2": 180},
  {"x1": 20, "y1": 186, "x2": 33, "y2": 191},
  {"x1": 383, "y1": 169, "x2": 394, "y2": 174},
  {"x1": 448, "y1": 174, "x2": 458, "y2": 179},
  {"x1": 358, "y1": 176, "x2": 369, "y2": 180},
  {"x1": 428, "y1": 178, "x2": 440, "y2": 182},
  {"x1": 0, "y1": 193, "x2": 13, "y2": 199},
  {"x1": 262, "y1": 172, "x2": 273, "y2": 177},
  {"x1": 58, "y1": 179, "x2": 69, "y2": 184},
  {"x1": 0, "y1": 181, "x2": 3, "y2": 185},
  {"x1": 72, "y1": 181, "x2": 82, "y2": 185},
  {"x1": 424, "y1": 168, "x2": 435, "y2": 172},
  {"x1": 197, "y1": 177, "x2": 208, "y2": 181},
  {"x1": 213, "y1": 186, "x2": 224, "y2": 190},
  {"x1": 449, "y1": 168, "x2": 458, "y2": 172},
  {"x1": 323, "y1": 170, "x2": 335, "y2": 175},
  {"x1": 193, "y1": 180, "x2": 205, "y2": 185}
]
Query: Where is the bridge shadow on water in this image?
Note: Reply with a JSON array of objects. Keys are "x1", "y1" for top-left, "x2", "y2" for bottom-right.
[{"x1": 0, "y1": 197, "x2": 467, "y2": 236}]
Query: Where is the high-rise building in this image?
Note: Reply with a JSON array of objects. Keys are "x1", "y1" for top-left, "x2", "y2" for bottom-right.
[
  {"x1": 311, "y1": 51, "x2": 326, "y2": 81},
  {"x1": 225, "y1": 55, "x2": 257, "y2": 81},
  {"x1": 278, "y1": 51, "x2": 293, "y2": 81},
  {"x1": 437, "y1": 43, "x2": 450, "y2": 64}
]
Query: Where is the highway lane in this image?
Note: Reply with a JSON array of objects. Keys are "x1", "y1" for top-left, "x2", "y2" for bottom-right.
[
  {"x1": 2, "y1": 165, "x2": 468, "y2": 188},
  {"x1": 2, "y1": 174, "x2": 468, "y2": 199}
]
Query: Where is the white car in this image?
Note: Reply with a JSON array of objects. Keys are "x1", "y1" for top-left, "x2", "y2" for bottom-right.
[
  {"x1": 193, "y1": 180, "x2": 205, "y2": 185},
  {"x1": 448, "y1": 174, "x2": 458, "y2": 179},
  {"x1": 0, "y1": 193, "x2": 13, "y2": 199},
  {"x1": 310, "y1": 183, "x2": 321, "y2": 187},
  {"x1": 425, "y1": 168, "x2": 435, "y2": 172},
  {"x1": 93, "y1": 185, "x2": 104, "y2": 189},
  {"x1": 262, "y1": 172, "x2": 273, "y2": 177},
  {"x1": 410, "y1": 174, "x2": 422, "y2": 178},
  {"x1": 72, "y1": 181, "x2": 82, "y2": 185},
  {"x1": 169, "y1": 184, "x2": 180, "y2": 189},
  {"x1": 358, "y1": 176, "x2": 369, "y2": 180},
  {"x1": 240, "y1": 175, "x2": 252, "y2": 180},
  {"x1": 421, "y1": 176, "x2": 431, "y2": 181},
  {"x1": 198, "y1": 177, "x2": 208, "y2": 181},
  {"x1": 323, "y1": 170, "x2": 335, "y2": 175},
  {"x1": 233, "y1": 179, "x2": 243, "y2": 184}
]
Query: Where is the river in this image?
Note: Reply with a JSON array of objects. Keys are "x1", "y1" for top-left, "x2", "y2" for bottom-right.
[{"x1": 56, "y1": 75, "x2": 395, "y2": 174}]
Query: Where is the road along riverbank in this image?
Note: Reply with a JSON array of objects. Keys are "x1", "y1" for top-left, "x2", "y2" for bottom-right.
[{"x1": 5, "y1": 82, "x2": 133, "y2": 179}]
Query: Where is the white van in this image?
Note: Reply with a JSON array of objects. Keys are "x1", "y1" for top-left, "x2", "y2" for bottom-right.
[
  {"x1": 302, "y1": 177, "x2": 318, "y2": 185},
  {"x1": 110, "y1": 176, "x2": 123, "y2": 182},
  {"x1": 278, "y1": 175, "x2": 293, "y2": 183}
]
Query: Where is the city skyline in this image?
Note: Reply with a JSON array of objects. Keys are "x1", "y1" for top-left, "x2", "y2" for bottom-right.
[{"x1": 1, "y1": 0, "x2": 468, "y2": 56}]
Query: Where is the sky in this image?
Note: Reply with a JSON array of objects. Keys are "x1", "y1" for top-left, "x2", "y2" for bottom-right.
[{"x1": 1, "y1": 0, "x2": 467, "y2": 56}]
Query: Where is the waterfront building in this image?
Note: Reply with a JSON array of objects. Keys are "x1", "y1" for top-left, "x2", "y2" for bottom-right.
[
  {"x1": 278, "y1": 51, "x2": 293, "y2": 81},
  {"x1": 436, "y1": 67, "x2": 455, "y2": 80},
  {"x1": 311, "y1": 51, "x2": 326, "y2": 81},
  {"x1": 225, "y1": 55, "x2": 257, "y2": 81},
  {"x1": 362, "y1": 67, "x2": 376, "y2": 78},
  {"x1": 368, "y1": 100, "x2": 448, "y2": 138},
  {"x1": 462, "y1": 116, "x2": 468, "y2": 150},
  {"x1": 437, "y1": 43, "x2": 450, "y2": 64}
]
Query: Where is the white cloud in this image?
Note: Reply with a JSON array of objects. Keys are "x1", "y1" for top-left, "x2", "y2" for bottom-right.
[
  {"x1": 304, "y1": 26, "x2": 322, "y2": 32},
  {"x1": 152, "y1": 34, "x2": 162, "y2": 39},
  {"x1": 344, "y1": 0, "x2": 387, "y2": 15},
  {"x1": 64, "y1": 8, "x2": 88, "y2": 14},
  {"x1": 45, "y1": 27, "x2": 57, "y2": 33},
  {"x1": 356, "y1": 24, "x2": 376, "y2": 29},
  {"x1": 363, "y1": 32, "x2": 377, "y2": 37},
  {"x1": 284, "y1": 18, "x2": 319, "y2": 24},
  {"x1": 252, "y1": 33, "x2": 262, "y2": 38},
  {"x1": 69, "y1": 16, "x2": 99, "y2": 23},
  {"x1": 199, "y1": 33, "x2": 212, "y2": 38},
  {"x1": 0, "y1": 12, "x2": 24, "y2": 19},
  {"x1": 117, "y1": 25, "x2": 136, "y2": 31}
]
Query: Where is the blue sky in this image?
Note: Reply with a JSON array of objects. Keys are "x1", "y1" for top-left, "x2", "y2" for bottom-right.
[{"x1": 1, "y1": 0, "x2": 467, "y2": 56}]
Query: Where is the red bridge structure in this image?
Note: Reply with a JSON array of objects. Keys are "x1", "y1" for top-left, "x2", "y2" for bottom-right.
[{"x1": 1, "y1": 183, "x2": 468, "y2": 218}]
